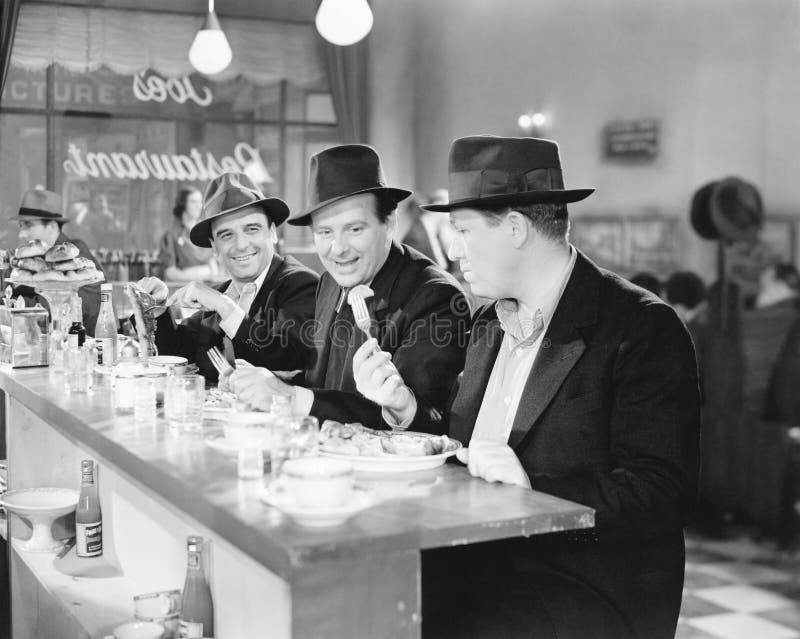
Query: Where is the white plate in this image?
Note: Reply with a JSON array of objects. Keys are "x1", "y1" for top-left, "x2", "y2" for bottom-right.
[
  {"x1": 319, "y1": 433, "x2": 462, "y2": 473},
  {"x1": 204, "y1": 433, "x2": 272, "y2": 455},
  {"x1": 260, "y1": 485, "x2": 375, "y2": 527}
]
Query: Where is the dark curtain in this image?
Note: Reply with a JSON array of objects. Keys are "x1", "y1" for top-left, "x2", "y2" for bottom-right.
[
  {"x1": 318, "y1": 38, "x2": 370, "y2": 144},
  {"x1": 0, "y1": 0, "x2": 21, "y2": 98}
]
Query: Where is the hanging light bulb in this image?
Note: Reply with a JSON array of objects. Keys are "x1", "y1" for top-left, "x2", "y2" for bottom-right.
[
  {"x1": 189, "y1": 0, "x2": 233, "y2": 75},
  {"x1": 315, "y1": 0, "x2": 374, "y2": 47}
]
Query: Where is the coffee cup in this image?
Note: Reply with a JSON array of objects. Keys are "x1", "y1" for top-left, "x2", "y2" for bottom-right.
[
  {"x1": 224, "y1": 411, "x2": 275, "y2": 447},
  {"x1": 103, "y1": 620, "x2": 164, "y2": 639},
  {"x1": 282, "y1": 457, "x2": 354, "y2": 508},
  {"x1": 147, "y1": 355, "x2": 188, "y2": 375}
]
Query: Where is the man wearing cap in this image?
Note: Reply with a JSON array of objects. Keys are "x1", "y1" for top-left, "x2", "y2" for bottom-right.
[
  {"x1": 10, "y1": 188, "x2": 105, "y2": 334},
  {"x1": 229, "y1": 144, "x2": 469, "y2": 433},
  {"x1": 136, "y1": 172, "x2": 318, "y2": 380},
  {"x1": 353, "y1": 136, "x2": 700, "y2": 638}
]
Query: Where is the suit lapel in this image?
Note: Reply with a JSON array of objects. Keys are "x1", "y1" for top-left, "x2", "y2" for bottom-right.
[
  {"x1": 508, "y1": 251, "x2": 600, "y2": 451},
  {"x1": 306, "y1": 274, "x2": 342, "y2": 387}
]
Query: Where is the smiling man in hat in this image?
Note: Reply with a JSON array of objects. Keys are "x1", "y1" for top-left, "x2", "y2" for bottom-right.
[
  {"x1": 228, "y1": 144, "x2": 469, "y2": 432},
  {"x1": 353, "y1": 136, "x2": 701, "y2": 639},
  {"x1": 11, "y1": 188, "x2": 105, "y2": 334},
  {"x1": 136, "y1": 172, "x2": 318, "y2": 380}
]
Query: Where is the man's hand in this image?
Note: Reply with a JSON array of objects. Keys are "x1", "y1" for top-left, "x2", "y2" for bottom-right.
[
  {"x1": 352, "y1": 339, "x2": 417, "y2": 424},
  {"x1": 136, "y1": 277, "x2": 169, "y2": 317},
  {"x1": 165, "y1": 281, "x2": 237, "y2": 320},
  {"x1": 230, "y1": 366, "x2": 292, "y2": 412},
  {"x1": 456, "y1": 440, "x2": 531, "y2": 488}
]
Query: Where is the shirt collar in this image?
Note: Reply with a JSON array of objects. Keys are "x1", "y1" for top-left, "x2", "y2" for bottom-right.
[
  {"x1": 495, "y1": 245, "x2": 577, "y2": 345},
  {"x1": 228, "y1": 254, "x2": 276, "y2": 298}
]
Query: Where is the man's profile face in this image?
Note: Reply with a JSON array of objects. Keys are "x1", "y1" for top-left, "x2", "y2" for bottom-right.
[
  {"x1": 18, "y1": 219, "x2": 60, "y2": 249},
  {"x1": 210, "y1": 207, "x2": 275, "y2": 283},
  {"x1": 448, "y1": 208, "x2": 517, "y2": 300},
  {"x1": 311, "y1": 193, "x2": 394, "y2": 288}
]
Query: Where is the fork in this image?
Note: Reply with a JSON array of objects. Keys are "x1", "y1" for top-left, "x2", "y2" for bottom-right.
[
  {"x1": 207, "y1": 346, "x2": 234, "y2": 377},
  {"x1": 348, "y1": 290, "x2": 373, "y2": 340}
]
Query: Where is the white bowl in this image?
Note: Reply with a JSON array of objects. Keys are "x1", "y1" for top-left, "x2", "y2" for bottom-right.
[
  {"x1": 282, "y1": 457, "x2": 355, "y2": 508},
  {"x1": 147, "y1": 355, "x2": 188, "y2": 375},
  {"x1": 223, "y1": 411, "x2": 275, "y2": 447},
  {"x1": 0, "y1": 487, "x2": 79, "y2": 552}
]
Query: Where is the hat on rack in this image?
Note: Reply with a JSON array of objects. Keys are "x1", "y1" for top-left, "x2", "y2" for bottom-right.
[
  {"x1": 190, "y1": 171, "x2": 290, "y2": 247},
  {"x1": 422, "y1": 135, "x2": 594, "y2": 212},
  {"x1": 689, "y1": 181, "x2": 721, "y2": 240},
  {"x1": 288, "y1": 144, "x2": 412, "y2": 226},
  {"x1": 10, "y1": 189, "x2": 69, "y2": 223},
  {"x1": 708, "y1": 176, "x2": 763, "y2": 242}
]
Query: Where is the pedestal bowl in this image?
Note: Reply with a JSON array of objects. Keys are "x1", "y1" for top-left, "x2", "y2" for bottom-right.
[{"x1": 0, "y1": 487, "x2": 80, "y2": 552}]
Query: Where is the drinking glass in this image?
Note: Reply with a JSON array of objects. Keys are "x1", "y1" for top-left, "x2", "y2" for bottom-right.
[
  {"x1": 167, "y1": 374, "x2": 205, "y2": 431},
  {"x1": 134, "y1": 377, "x2": 157, "y2": 424},
  {"x1": 237, "y1": 446, "x2": 265, "y2": 480},
  {"x1": 268, "y1": 424, "x2": 292, "y2": 479},
  {"x1": 288, "y1": 416, "x2": 320, "y2": 460},
  {"x1": 64, "y1": 345, "x2": 94, "y2": 393}
]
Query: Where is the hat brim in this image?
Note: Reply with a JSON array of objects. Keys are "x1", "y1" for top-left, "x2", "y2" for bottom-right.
[
  {"x1": 421, "y1": 188, "x2": 595, "y2": 212},
  {"x1": 287, "y1": 187, "x2": 412, "y2": 226},
  {"x1": 189, "y1": 197, "x2": 290, "y2": 248},
  {"x1": 8, "y1": 214, "x2": 69, "y2": 223}
]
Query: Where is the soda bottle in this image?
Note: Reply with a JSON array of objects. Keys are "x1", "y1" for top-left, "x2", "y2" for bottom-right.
[
  {"x1": 67, "y1": 302, "x2": 86, "y2": 349},
  {"x1": 179, "y1": 535, "x2": 214, "y2": 638},
  {"x1": 94, "y1": 283, "x2": 118, "y2": 366},
  {"x1": 76, "y1": 460, "x2": 102, "y2": 557}
]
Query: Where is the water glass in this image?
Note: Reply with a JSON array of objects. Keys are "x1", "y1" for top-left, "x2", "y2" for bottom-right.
[
  {"x1": 167, "y1": 374, "x2": 204, "y2": 431},
  {"x1": 64, "y1": 345, "x2": 94, "y2": 393},
  {"x1": 269, "y1": 425, "x2": 292, "y2": 479},
  {"x1": 237, "y1": 446, "x2": 265, "y2": 480},
  {"x1": 134, "y1": 377, "x2": 157, "y2": 424},
  {"x1": 288, "y1": 416, "x2": 320, "y2": 460}
]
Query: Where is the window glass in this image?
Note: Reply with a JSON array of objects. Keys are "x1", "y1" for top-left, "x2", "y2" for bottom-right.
[{"x1": 1, "y1": 66, "x2": 47, "y2": 108}]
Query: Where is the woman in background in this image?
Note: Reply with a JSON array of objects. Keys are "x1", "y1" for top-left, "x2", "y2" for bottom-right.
[{"x1": 159, "y1": 186, "x2": 220, "y2": 282}]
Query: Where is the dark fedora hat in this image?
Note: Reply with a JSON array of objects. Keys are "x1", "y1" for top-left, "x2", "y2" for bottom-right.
[
  {"x1": 709, "y1": 176, "x2": 763, "y2": 242},
  {"x1": 287, "y1": 144, "x2": 411, "y2": 226},
  {"x1": 9, "y1": 189, "x2": 69, "y2": 223},
  {"x1": 422, "y1": 136, "x2": 594, "y2": 212},
  {"x1": 190, "y1": 171, "x2": 290, "y2": 247},
  {"x1": 689, "y1": 181, "x2": 720, "y2": 240}
]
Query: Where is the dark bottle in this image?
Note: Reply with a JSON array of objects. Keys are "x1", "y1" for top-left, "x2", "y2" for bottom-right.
[
  {"x1": 76, "y1": 460, "x2": 102, "y2": 557},
  {"x1": 67, "y1": 303, "x2": 86, "y2": 349},
  {"x1": 178, "y1": 535, "x2": 214, "y2": 638}
]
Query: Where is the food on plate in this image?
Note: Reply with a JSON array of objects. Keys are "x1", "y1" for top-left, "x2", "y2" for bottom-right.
[
  {"x1": 52, "y1": 257, "x2": 94, "y2": 271},
  {"x1": 126, "y1": 282, "x2": 158, "y2": 358},
  {"x1": 32, "y1": 270, "x2": 67, "y2": 281},
  {"x1": 11, "y1": 257, "x2": 47, "y2": 272},
  {"x1": 204, "y1": 387, "x2": 237, "y2": 410},
  {"x1": 15, "y1": 239, "x2": 48, "y2": 258},
  {"x1": 319, "y1": 421, "x2": 455, "y2": 457},
  {"x1": 65, "y1": 268, "x2": 101, "y2": 282},
  {"x1": 44, "y1": 241, "x2": 80, "y2": 263}
]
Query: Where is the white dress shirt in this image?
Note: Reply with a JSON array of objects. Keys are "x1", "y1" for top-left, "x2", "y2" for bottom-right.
[{"x1": 218, "y1": 263, "x2": 271, "y2": 338}]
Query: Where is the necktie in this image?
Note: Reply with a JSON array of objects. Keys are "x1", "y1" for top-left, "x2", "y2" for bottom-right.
[{"x1": 222, "y1": 281, "x2": 258, "y2": 365}]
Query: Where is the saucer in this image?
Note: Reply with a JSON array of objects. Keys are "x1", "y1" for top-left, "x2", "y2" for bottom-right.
[
  {"x1": 260, "y1": 484, "x2": 376, "y2": 527},
  {"x1": 204, "y1": 433, "x2": 272, "y2": 454}
]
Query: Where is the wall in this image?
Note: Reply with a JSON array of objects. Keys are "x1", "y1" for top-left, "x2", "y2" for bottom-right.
[{"x1": 370, "y1": 0, "x2": 800, "y2": 280}]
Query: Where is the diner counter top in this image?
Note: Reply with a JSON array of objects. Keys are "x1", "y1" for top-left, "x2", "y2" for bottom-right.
[{"x1": 0, "y1": 366, "x2": 594, "y2": 581}]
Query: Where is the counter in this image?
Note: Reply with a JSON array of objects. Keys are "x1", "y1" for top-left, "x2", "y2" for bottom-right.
[{"x1": 2, "y1": 367, "x2": 594, "y2": 638}]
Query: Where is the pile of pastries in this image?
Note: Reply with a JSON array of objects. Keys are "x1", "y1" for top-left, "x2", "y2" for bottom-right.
[{"x1": 9, "y1": 240, "x2": 103, "y2": 283}]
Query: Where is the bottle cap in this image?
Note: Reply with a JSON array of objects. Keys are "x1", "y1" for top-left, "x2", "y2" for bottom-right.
[
  {"x1": 101, "y1": 283, "x2": 113, "y2": 291},
  {"x1": 81, "y1": 459, "x2": 94, "y2": 473},
  {"x1": 186, "y1": 535, "x2": 203, "y2": 552}
]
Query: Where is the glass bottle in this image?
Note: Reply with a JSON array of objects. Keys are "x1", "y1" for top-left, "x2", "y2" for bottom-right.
[
  {"x1": 76, "y1": 460, "x2": 102, "y2": 558},
  {"x1": 94, "y1": 283, "x2": 118, "y2": 367},
  {"x1": 179, "y1": 535, "x2": 214, "y2": 639},
  {"x1": 67, "y1": 302, "x2": 86, "y2": 349}
]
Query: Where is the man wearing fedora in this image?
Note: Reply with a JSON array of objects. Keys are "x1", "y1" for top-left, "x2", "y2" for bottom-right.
[
  {"x1": 11, "y1": 188, "x2": 105, "y2": 334},
  {"x1": 353, "y1": 136, "x2": 700, "y2": 639},
  {"x1": 136, "y1": 172, "x2": 318, "y2": 380},
  {"x1": 229, "y1": 144, "x2": 469, "y2": 432}
]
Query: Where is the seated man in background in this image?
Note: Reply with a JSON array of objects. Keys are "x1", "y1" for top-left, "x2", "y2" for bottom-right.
[
  {"x1": 354, "y1": 136, "x2": 700, "y2": 639},
  {"x1": 229, "y1": 144, "x2": 469, "y2": 433},
  {"x1": 137, "y1": 172, "x2": 318, "y2": 381},
  {"x1": 10, "y1": 188, "x2": 105, "y2": 334}
]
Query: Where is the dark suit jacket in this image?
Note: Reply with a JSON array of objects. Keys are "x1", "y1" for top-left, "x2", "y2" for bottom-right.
[
  {"x1": 299, "y1": 242, "x2": 469, "y2": 433},
  {"x1": 445, "y1": 252, "x2": 700, "y2": 639},
  {"x1": 15, "y1": 232, "x2": 105, "y2": 336},
  {"x1": 154, "y1": 254, "x2": 318, "y2": 382}
]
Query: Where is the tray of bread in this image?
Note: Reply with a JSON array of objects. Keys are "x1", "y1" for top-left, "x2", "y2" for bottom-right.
[{"x1": 7, "y1": 240, "x2": 104, "y2": 287}]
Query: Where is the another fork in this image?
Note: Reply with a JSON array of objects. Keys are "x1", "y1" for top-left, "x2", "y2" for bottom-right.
[
  {"x1": 348, "y1": 288, "x2": 374, "y2": 340},
  {"x1": 207, "y1": 346, "x2": 234, "y2": 377}
]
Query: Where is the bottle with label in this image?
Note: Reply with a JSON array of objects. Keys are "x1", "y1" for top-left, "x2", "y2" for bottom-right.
[
  {"x1": 67, "y1": 302, "x2": 86, "y2": 349},
  {"x1": 76, "y1": 460, "x2": 102, "y2": 558},
  {"x1": 94, "y1": 283, "x2": 118, "y2": 367},
  {"x1": 179, "y1": 535, "x2": 214, "y2": 639}
]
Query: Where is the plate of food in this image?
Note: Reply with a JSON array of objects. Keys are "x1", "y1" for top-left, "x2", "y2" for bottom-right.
[
  {"x1": 203, "y1": 387, "x2": 237, "y2": 416},
  {"x1": 318, "y1": 421, "x2": 461, "y2": 472},
  {"x1": 7, "y1": 240, "x2": 104, "y2": 287}
]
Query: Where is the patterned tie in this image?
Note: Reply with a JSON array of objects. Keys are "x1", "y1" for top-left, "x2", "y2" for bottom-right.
[{"x1": 222, "y1": 281, "x2": 258, "y2": 365}]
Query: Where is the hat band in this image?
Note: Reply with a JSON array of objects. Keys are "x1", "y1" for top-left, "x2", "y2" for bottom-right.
[
  {"x1": 449, "y1": 167, "x2": 565, "y2": 202},
  {"x1": 18, "y1": 207, "x2": 62, "y2": 219}
]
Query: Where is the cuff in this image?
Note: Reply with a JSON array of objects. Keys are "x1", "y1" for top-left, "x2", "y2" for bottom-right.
[
  {"x1": 219, "y1": 306, "x2": 245, "y2": 338},
  {"x1": 293, "y1": 386, "x2": 314, "y2": 416},
  {"x1": 382, "y1": 387, "x2": 417, "y2": 430}
]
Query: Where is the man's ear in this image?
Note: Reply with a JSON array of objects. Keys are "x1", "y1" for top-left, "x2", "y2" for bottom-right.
[
  {"x1": 506, "y1": 210, "x2": 530, "y2": 248},
  {"x1": 270, "y1": 222, "x2": 278, "y2": 245},
  {"x1": 209, "y1": 238, "x2": 218, "y2": 256}
]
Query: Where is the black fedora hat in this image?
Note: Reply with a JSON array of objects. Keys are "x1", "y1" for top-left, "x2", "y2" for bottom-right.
[
  {"x1": 422, "y1": 136, "x2": 594, "y2": 212},
  {"x1": 190, "y1": 171, "x2": 290, "y2": 248},
  {"x1": 9, "y1": 189, "x2": 69, "y2": 223},
  {"x1": 709, "y1": 176, "x2": 763, "y2": 242},
  {"x1": 689, "y1": 181, "x2": 720, "y2": 240},
  {"x1": 287, "y1": 144, "x2": 411, "y2": 226}
]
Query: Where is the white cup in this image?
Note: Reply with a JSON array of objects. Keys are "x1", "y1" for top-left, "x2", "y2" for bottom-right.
[
  {"x1": 282, "y1": 457, "x2": 355, "y2": 508},
  {"x1": 224, "y1": 411, "x2": 275, "y2": 447},
  {"x1": 148, "y1": 355, "x2": 188, "y2": 376},
  {"x1": 103, "y1": 620, "x2": 164, "y2": 639}
]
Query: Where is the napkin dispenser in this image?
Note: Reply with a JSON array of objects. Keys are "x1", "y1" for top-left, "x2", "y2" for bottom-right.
[{"x1": 0, "y1": 305, "x2": 49, "y2": 368}]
